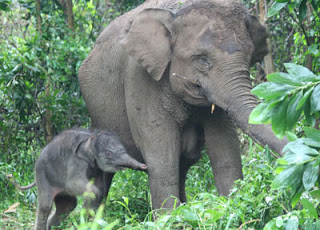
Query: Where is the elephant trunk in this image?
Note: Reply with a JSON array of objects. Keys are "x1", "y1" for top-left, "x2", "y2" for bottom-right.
[
  {"x1": 206, "y1": 72, "x2": 288, "y2": 155},
  {"x1": 116, "y1": 152, "x2": 148, "y2": 170}
]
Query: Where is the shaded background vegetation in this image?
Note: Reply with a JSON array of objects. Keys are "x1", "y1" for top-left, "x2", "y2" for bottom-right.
[{"x1": 0, "y1": 0, "x2": 319, "y2": 229}]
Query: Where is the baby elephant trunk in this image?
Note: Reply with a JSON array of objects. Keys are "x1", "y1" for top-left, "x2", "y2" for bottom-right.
[{"x1": 116, "y1": 153, "x2": 147, "y2": 170}]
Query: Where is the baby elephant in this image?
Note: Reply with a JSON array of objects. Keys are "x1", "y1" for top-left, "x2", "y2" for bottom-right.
[{"x1": 35, "y1": 128, "x2": 147, "y2": 230}]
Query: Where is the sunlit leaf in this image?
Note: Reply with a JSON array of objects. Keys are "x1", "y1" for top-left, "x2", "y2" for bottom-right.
[
  {"x1": 251, "y1": 82, "x2": 294, "y2": 100},
  {"x1": 284, "y1": 216, "x2": 299, "y2": 230},
  {"x1": 304, "y1": 127, "x2": 320, "y2": 142},
  {"x1": 301, "y1": 198, "x2": 318, "y2": 219},
  {"x1": 272, "y1": 164, "x2": 304, "y2": 189},
  {"x1": 302, "y1": 162, "x2": 319, "y2": 191},
  {"x1": 284, "y1": 63, "x2": 318, "y2": 82},
  {"x1": 267, "y1": 72, "x2": 302, "y2": 86},
  {"x1": 310, "y1": 84, "x2": 320, "y2": 114},
  {"x1": 268, "y1": 2, "x2": 287, "y2": 17},
  {"x1": 283, "y1": 139, "x2": 319, "y2": 156},
  {"x1": 249, "y1": 102, "x2": 272, "y2": 124}
]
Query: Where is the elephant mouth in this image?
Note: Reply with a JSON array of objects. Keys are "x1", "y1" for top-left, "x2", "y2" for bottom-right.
[{"x1": 170, "y1": 73, "x2": 210, "y2": 106}]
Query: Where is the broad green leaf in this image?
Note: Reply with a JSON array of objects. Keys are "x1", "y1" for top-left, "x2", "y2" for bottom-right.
[
  {"x1": 284, "y1": 216, "x2": 299, "y2": 230},
  {"x1": 304, "y1": 138, "x2": 320, "y2": 148},
  {"x1": 267, "y1": 72, "x2": 302, "y2": 86},
  {"x1": 304, "y1": 99, "x2": 316, "y2": 126},
  {"x1": 299, "y1": 0, "x2": 307, "y2": 22},
  {"x1": 263, "y1": 220, "x2": 277, "y2": 230},
  {"x1": 297, "y1": 86, "x2": 314, "y2": 110},
  {"x1": 272, "y1": 100, "x2": 289, "y2": 139},
  {"x1": 310, "y1": 190, "x2": 320, "y2": 200},
  {"x1": 276, "y1": 216, "x2": 284, "y2": 227},
  {"x1": 287, "y1": 91, "x2": 303, "y2": 130},
  {"x1": 310, "y1": 84, "x2": 320, "y2": 114},
  {"x1": 251, "y1": 82, "x2": 294, "y2": 100},
  {"x1": 272, "y1": 164, "x2": 304, "y2": 189},
  {"x1": 178, "y1": 207, "x2": 199, "y2": 224},
  {"x1": 313, "y1": 155, "x2": 320, "y2": 167},
  {"x1": 249, "y1": 102, "x2": 271, "y2": 124},
  {"x1": 304, "y1": 127, "x2": 320, "y2": 142},
  {"x1": 283, "y1": 139, "x2": 319, "y2": 156},
  {"x1": 284, "y1": 63, "x2": 317, "y2": 82},
  {"x1": 268, "y1": 2, "x2": 287, "y2": 17},
  {"x1": 283, "y1": 150, "x2": 312, "y2": 164},
  {"x1": 286, "y1": 131, "x2": 298, "y2": 141},
  {"x1": 291, "y1": 185, "x2": 304, "y2": 208},
  {"x1": 303, "y1": 162, "x2": 319, "y2": 191},
  {"x1": 301, "y1": 198, "x2": 318, "y2": 219}
]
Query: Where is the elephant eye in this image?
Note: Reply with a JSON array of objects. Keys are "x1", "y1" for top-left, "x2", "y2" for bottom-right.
[
  {"x1": 194, "y1": 55, "x2": 212, "y2": 71},
  {"x1": 105, "y1": 150, "x2": 113, "y2": 158}
]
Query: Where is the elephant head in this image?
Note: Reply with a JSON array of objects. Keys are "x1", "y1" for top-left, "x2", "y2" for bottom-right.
[
  {"x1": 75, "y1": 131, "x2": 148, "y2": 172},
  {"x1": 120, "y1": 1, "x2": 286, "y2": 153}
]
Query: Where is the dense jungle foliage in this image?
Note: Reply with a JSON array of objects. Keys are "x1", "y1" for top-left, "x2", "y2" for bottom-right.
[{"x1": 0, "y1": 0, "x2": 320, "y2": 229}]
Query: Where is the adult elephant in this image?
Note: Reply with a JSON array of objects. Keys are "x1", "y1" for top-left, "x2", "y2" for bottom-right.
[{"x1": 78, "y1": 0, "x2": 288, "y2": 209}]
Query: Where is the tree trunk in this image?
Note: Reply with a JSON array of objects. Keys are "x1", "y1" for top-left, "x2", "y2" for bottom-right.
[
  {"x1": 66, "y1": 0, "x2": 74, "y2": 31},
  {"x1": 259, "y1": 0, "x2": 275, "y2": 75},
  {"x1": 35, "y1": 0, "x2": 42, "y2": 33}
]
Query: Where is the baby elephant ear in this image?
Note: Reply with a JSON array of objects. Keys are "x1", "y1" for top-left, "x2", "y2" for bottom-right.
[
  {"x1": 120, "y1": 8, "x2": 174, "y2": 81},
  {"x1": 74, "y1": 136, "x2": 95, "y2": 168},
  {"x1": 247, "y1": 15, "x2": 269, "y2": 66}
]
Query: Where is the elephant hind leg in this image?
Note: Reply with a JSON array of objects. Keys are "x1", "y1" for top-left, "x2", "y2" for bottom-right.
[
  {"x1": 179, "y1": 154, "x2": 201, "y2": 203},
  {"x1": 47, "y1": 194, "x2": 77, "y2": 229},
  {"x1": 179, "y1": 124, "x2": 204, "y2": 203}
]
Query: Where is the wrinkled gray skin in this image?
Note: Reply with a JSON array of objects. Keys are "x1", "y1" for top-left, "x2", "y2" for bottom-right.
[
  {"x1": 35, "y1": 128, "x2": 146, "y2": 230},
  {"x1": 78, "y1": 0, "x2": 288, "y2": 210}
]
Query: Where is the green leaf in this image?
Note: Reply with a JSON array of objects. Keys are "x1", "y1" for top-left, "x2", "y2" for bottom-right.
[
  {"x1": 276, "y1": 216, "x2": 284, "y2": 227},
  {"x1": 252, "y1": 82, "x2": 294, "y2": 100},
  {"x1": 268, "y1": 2, "x2": 288, "y2": 17},
  {"x1": 272, "y1": 164, "x2": 304, "y2": 189},
  {"x1": 299, "y1": 0, "x2": 307, "y2": 22},
  {"x1": 291, "y1": 185, "x2": 304, "y2": 208},
  {"x1": 304, "y1": 138, "x2": 320, "y2": 148},
  {"x1": 283, "y1": 139, "x2": 319, "y2": 157},
  {"x1": 249, "y1": 102, "x2": 272, "y2": 124},
  {"x1": 267, "y1": 72, "x2": 302, "y2": 86},
  {"x1": 272, "y1": 100, "x2": 289, "y2": 139},
  {"x1": 310, "y1": 190, "x2": 320, "y2": 200},
  {"x1": 178, "y1": 207, "x2": 199, "y2": 224},
  {"x1": 287, "y1": 91, "x2": 303, "y2": 130},
  {"x1": 310, "y1": 84, "x2": 320, "y2": 114},
  {"x1": 301, "y1": 198, "x2": 318, "y2": 219},
  {"x1": 284, "y1": 216, "x2": 299, "y2": 230},
  {"x1": 284, "y1": 63, "x2": 318, "y2": 82},
  {"x1": 297, "y1": 86, "x2": 314, "y2": 110},
  {"x1": 304, "y1": 127, "x2": 320, "y2": 142},
  {"x1": 303, "y1": 162, "x2": 319, "y2": 191},
  {"x1": 263, "y1": 220, "x2": 277, "y2": 230},
  {"x1": 304, "y1": 98, "x2": 316, "y2": 126}
]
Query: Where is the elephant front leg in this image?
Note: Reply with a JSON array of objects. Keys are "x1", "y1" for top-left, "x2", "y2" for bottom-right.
[
  {"x1": 203, "y1": 108, "x2": 243, "y2": 196},
  {"x1": 129, "y1": 113, "x2": 181, "y2": 210}
]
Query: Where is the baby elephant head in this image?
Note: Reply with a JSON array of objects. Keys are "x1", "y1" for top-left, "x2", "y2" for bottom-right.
[{"x1": 76, "y1": 131, "x2": 147, "y2": 172}]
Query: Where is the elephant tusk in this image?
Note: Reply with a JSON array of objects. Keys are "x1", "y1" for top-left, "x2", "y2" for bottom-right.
[
  {"x1": 172, "y1": 73, "x2": 201, "y2": 86},
  {"x1": 211, "y1": 104, "x2": 215, "y2": 114}
]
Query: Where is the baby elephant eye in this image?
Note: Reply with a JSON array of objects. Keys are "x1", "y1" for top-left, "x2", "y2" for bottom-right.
[
  {"x1": 196, "y1": 55, "x2": 211, "y2": 70},
  {"x1": 199, "y1": 55, "x2": 209, "y2": 64},
  {"x1": 105, "y1": 150, "x2": 113, "y2": 158}
]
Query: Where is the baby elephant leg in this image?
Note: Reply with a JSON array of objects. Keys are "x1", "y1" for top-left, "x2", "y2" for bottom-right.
[
  {"x1": 83, "y1": 184, "x2": 103, "y2": 210},
  {"x1": 35, "y1": 196, "x2": 53, "y2": 230},
  {"x1": 47, "y1": 195, "x2": 77, "y2": 229}
]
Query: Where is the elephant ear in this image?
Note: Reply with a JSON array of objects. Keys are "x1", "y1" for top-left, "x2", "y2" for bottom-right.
[
  {"x1": 74, "y1": 136, "x2": 95, "y2": 168},
  {"x1": 247, "y1": 15, "x2": 268, "y2": 66},
  {"x1": 120, "y1": 8, "x2": 174, "y2": 81}
]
